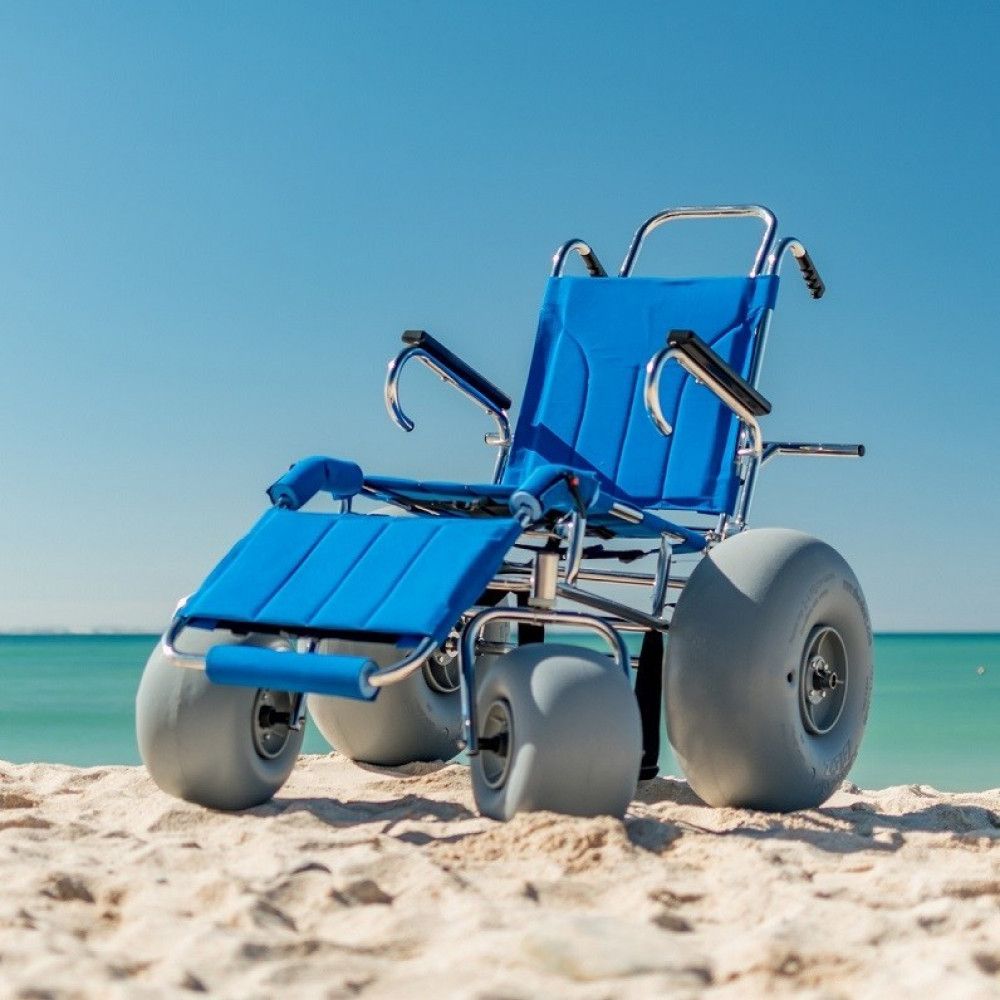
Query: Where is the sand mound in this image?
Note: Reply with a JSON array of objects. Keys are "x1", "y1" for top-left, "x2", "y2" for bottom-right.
[{"x1": 1, "y1": 755, "x2": 999, "y2": 998}]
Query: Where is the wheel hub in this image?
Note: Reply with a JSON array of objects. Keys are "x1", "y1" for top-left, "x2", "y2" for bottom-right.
[
  {"x1": 251, "y1": 689, "x2": 294, "y2": 759},
  {"x1": 479, "y1": 699, "x2": 513, "y2": 789},
  {"x1": 798, "y1": 626, "x2": 848, "y2": 736},
  {"x1": 423, "y1": 651, "x2": 460, "y2": 693}
]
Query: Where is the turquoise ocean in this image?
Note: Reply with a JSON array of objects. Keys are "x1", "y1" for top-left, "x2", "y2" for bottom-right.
[{"x1": 1, "y1": 633, "x2": 998, "y2": 791}]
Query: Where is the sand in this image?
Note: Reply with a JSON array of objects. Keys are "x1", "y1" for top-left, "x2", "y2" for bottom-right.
[{"x1": 1, "y1": 755, "x2": 999, "y2": 999}]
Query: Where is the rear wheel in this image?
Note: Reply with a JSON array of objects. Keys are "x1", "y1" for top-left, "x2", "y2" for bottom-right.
[{"x1": 665, "y1": 528, "x2": 873, "y2": 812}]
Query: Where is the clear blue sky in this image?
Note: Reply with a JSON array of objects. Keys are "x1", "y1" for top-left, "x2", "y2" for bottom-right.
[{"x1": 1, "y1": 2, "x2": 998, "y2": 632}]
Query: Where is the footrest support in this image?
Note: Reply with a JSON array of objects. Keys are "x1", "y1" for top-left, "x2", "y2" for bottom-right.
[{"x1": 205, "y1": 646, "x2": 379, "y2": 701}]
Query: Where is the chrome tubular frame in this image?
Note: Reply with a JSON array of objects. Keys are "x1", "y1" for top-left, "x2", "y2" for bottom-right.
[
  {"x1": 556, "y1": 583, "x2": 668, "y2": 633},
  {"x1": 161, "y1": 616, "x2": 207, "y2": 670},
  {"x1": 756, "y1": 442, "x2": 866, "y2": 465},
  {"x1": 619, "y1": 205, "x2": 778, "y2": 278},
  {"x1": 459, "y1": 605, "x2": 630, "y2": 753},
  {"x1": 385, "y1": 344, "x2": 513, "y2": 482},
  {"x1": 492, "y1": 564, "x2": 688, "y2": 593},
  {"x1": 728, "y1": 302, "x2": 775, "y2": 533},
  {"x1": 651, "y1": 536, "x2": 673, "y2": 617},
  {"x1": 559, "y1": 511, "x2": 587, "y2": 585}
]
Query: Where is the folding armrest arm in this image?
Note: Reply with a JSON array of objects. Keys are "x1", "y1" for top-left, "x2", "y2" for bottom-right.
[
  {"x1": 385, "y1": 329, "x2": 513, "y2": 481},
  {"x1": 400, "y1": 330, "x2": 512, "y2": 412},
  {"x1": 666, "y1": 330, "x2": 771, "y2": 416},
  {"x1": 644, "y1": 329, "x2": 771, "y2": 455}
]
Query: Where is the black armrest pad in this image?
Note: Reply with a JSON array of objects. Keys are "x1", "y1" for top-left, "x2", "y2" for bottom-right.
[
  {"x1": 402, "y1": 330, "x2": 512, "y2": 412},
  {"x1": 667, "y1": 329, "x2": 771, "y2": 417}
]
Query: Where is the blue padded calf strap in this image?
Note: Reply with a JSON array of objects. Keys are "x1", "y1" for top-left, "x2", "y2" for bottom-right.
[
  {"x1": 267, "y1": 456, "x2": 364, "y2": 510},
  {"x1": 206, "y1": 645, "x2": 378, "y2": 700}
]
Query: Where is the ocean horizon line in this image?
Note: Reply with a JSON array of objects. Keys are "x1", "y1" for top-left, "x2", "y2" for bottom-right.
[{"x1": 3, "y1": 629, "x2": 1000, "y2": 639}]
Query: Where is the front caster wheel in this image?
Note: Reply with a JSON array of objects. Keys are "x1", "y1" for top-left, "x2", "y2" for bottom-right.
[
  {"x1": 471, "y1": 644, "x2": 642, "y2": 821},
  {"x1": 665, "y1": 528, "x2": 873, "y2": 812},
  {"x1": 136, "y1": 630, "x2": 304, "y2": 811}
]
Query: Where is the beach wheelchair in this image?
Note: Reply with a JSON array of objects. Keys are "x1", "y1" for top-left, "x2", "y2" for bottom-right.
[{"x1": 137, "y1": 205, "x2": 872, "y2": 819}]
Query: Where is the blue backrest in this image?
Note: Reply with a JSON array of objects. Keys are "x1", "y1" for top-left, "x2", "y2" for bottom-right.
[{"x1": 501, "y1": 274, "x2": 780, "y2": 515}]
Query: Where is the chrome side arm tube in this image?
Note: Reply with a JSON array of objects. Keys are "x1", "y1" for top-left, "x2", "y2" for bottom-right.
[
  {"x1": 385, "y1": 345, "x2": 512, "y2": 482},
  {"x1": 757, "y1": 442, "x2": 866, "y2": 465}
]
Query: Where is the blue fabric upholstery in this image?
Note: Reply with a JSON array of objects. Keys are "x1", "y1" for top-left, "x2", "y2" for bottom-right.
[
  {"x1": 502, "y1": 275, "x2": 779, "y2": 515},
  {"x1": 181, "y1": 509, "x2": 521, "y2": 643},
  {"x1": 267, "y1": 456, "x2": 364, "y2": 509},
  {"x1": 206, "y1": 646, "x2": 378, "y2": 700}
]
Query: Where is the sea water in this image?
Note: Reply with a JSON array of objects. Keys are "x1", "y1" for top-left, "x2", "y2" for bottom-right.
[{"x1": 1, "y1": 633, "x2": 998, "y2": 791}]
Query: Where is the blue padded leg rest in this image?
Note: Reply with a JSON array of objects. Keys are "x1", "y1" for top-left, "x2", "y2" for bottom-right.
[
  {"x1": 181, "y1": 509, "x2": 523, "y2": 644},
  {"x1": 206, "y1": 645, "x2": 378, "y2": 700}
]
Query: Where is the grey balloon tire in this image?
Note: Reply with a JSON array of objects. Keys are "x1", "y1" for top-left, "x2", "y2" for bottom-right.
[
  {"x1": 136, "y1": 630, "x2": 304, "y2": 811},
  {"x1": 470, "y1": 644, "x2": 642, "y2": 821},
  {"x1": 665, "y1": 528, "x2": 873, "y2": 812}
]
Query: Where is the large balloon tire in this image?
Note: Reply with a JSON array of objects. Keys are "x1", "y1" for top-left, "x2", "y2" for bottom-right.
[
  {"x1": 308, "y1": 639, "x2": 464, "y2": 766},
  {"x1": 665, "y1": 528, "x2": 873, "y2": 812},
  {"x1": 470, "y1": 644, "x2": 642, "y2": 821},
  {"x1": 136, "y1": 630, "x2": 304, "y2": 811}
]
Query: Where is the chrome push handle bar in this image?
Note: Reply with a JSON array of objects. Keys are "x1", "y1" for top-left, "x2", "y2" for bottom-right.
[
  {"x1": 620, "y1": 205, "x2": 779, "y2": 278},
  {"x1": 385, "y1": 330, "x2": 512, "y2": 482},
  {"x1": 618, "y1": 205, "x2": 826, "y2": 300}
]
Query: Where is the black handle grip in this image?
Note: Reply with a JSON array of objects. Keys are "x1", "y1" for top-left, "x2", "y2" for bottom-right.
[
  {"x1": 402, "y1": 330, "x2": 512, "y2": 412},
  {"x1": 793, "y1": 248, "x2": 825, "y2": 300},
  {"x1": 667, "y1": 329, "x2": 772, "y2": 417},
  {"x1": 580, "y1": 249, "x2": 607, "y2": 278}
]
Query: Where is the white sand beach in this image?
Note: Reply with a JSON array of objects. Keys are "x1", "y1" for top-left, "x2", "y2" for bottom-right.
[{"x1": 2, "y1": 754, "x2": 999, "y2": 999}]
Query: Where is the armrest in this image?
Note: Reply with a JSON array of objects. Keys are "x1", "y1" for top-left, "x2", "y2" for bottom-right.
[
  {"x1": 266, "y1": 456, "x2": 363, "y2": 509},
  {"x1": 385, "y1": 329, "x2": 513, "y2": 481},
  {"x1": 643, "y1": 329, "x2": 771, "y2": 455},
  {"x1": 401, "y1": 330, "x2": 512, "y2": 412},
  {"x1": 666, "y1": 330, "x2": 771, "y2": 417}
]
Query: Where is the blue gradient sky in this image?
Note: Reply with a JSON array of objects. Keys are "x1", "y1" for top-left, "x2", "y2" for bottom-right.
[{"x1": 1, "y1": 3, "x2": 998, "y2": 631}]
